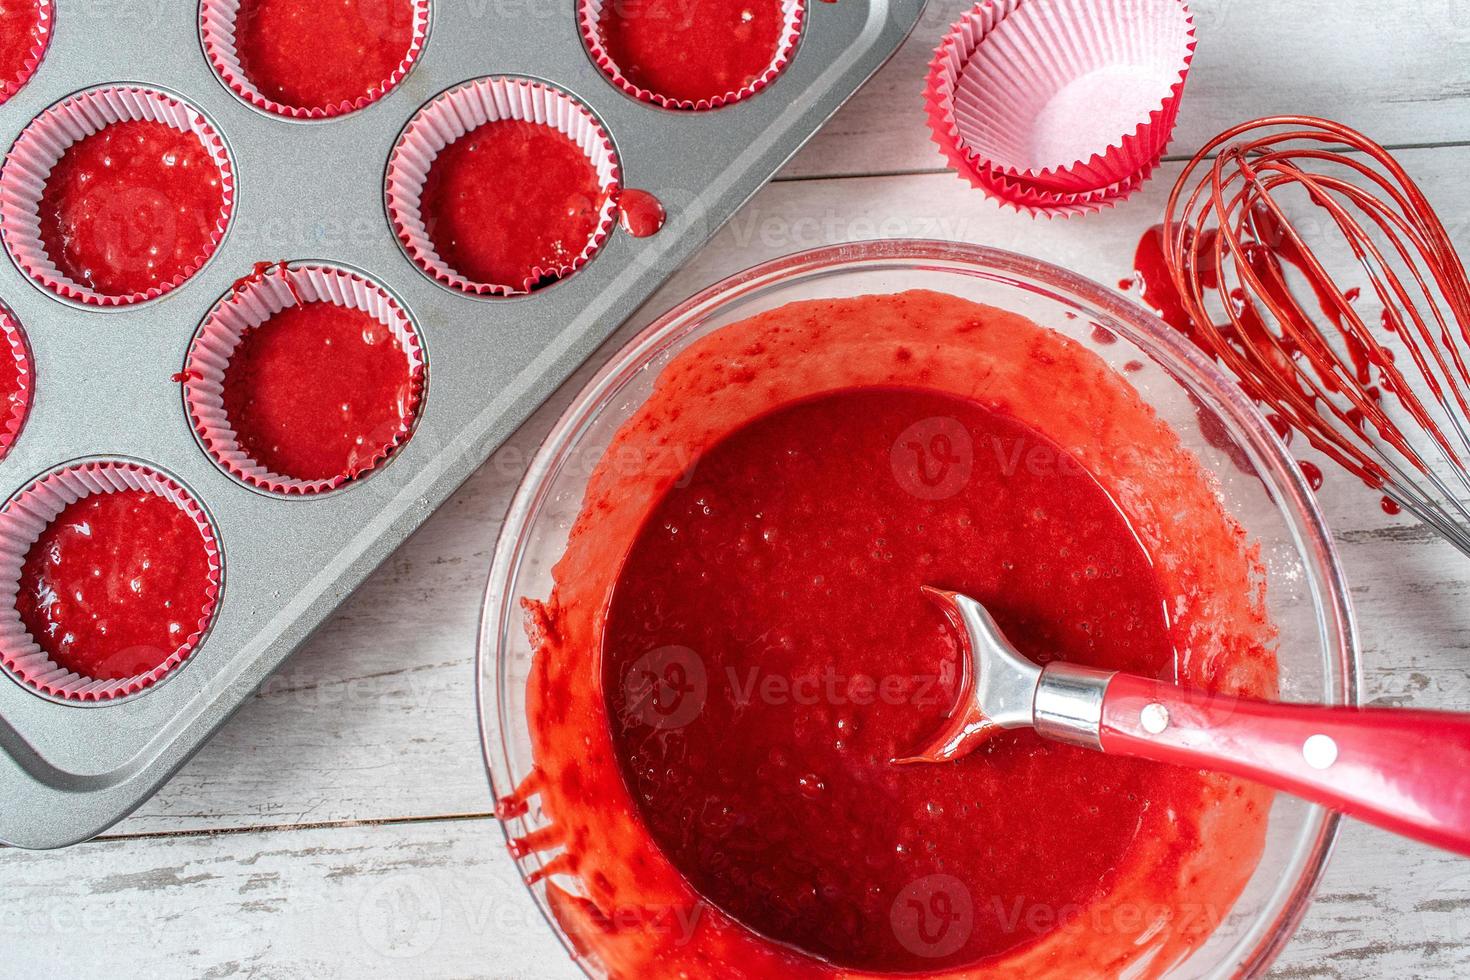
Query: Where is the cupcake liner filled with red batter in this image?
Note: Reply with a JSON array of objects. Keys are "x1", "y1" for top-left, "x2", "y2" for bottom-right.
[
  {"x1": 926, "y1": 0, "x2": 1194, "y2": 204},
  {"x1": 0, "y1": 302, "x2": 33, "y2": 461},
  {"x1": 183, "y1": 262, "x2": 426, "y2": 495},
  {"x1": 0, "y1": 86, "x2": 236, "y2": 306},
  {"x1": 579, "y1": 0, "x2": 805, "y2": 110},
  {"x1": 387, "y1": 77, "x2": 621, "y2": 296},
  {"x1": 0, "y1": 0, "x2": 52, "y2": 106},
  {"x1": 0, "y1": 461, "x2": 222, "y2": 702},
  {"x1": 201, "y1": 0, "x2": 431, "y2": 119}
]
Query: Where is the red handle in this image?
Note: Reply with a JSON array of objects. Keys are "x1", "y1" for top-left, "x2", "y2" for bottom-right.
[{"x1": 1100, "y1": 673, "x2": 1470, "y2": 856}]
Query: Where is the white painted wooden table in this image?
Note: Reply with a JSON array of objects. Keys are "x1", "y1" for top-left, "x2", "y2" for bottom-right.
[{"x1": 6, "y1": 1, "x2": 1470, "y2": 976}]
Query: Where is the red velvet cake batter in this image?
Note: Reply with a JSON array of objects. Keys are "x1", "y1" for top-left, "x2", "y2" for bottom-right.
[
  {"x1": 18, "y1": 491, "x2": 212, "y2": 680},
  {"x1": 597, "y1": 0, "x2": 787, "y2": 104},
  {"x1": 0, "y1": 1, "x2": 43, "y2": 92},
  {"x1": 38, "y1": 120, "x2": 226, "y2": 298},
  {"x1": 220, "y1": 301, "x2": 417, "y2": 483},
  {"x1": 512, "y1": 291, "x2": 1277, "y2": 977},
  {"x1": 419, "y1": 120, "x2": 606, "y2": 291},
  {"x1": 232, "y1": 0, "x2": 416, "y2": 110}
]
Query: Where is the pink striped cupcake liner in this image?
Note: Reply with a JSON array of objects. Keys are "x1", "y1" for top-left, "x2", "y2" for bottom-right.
[
  {"x1": 579, "y1": 0, "x2": 805, "y2": 111},
  {"x1": 183, "y1": 262, "x2": 427, "y2": 496},
  {"x1": 0, "y1": 85, "x2": 236, "y2": 307},
  {"x1": 200, "y1": 0, "x2": 432, "y2": 119},
  {"x1": 386, "y1": 76, "x2": 621, "y2": 297},
  {"x1": 926, "y1": 0, "x2": 1194, "y2": 201},
  {"x1": 0, "y1": 461, "x2": 222, "y2": 703},
  {"x1": 0, "y1": 0, "x2": 53, "y2": 106},
  {"x1": 0, "y1": 302, "x2": 33, "y2": 461}
]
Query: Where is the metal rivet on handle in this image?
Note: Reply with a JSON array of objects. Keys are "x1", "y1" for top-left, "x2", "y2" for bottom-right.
[
  {"x1": 1303, "y1": 733, "x2": 1338, "y2": 769},
  {"x1": 1140, "y1": 702, "x2": 1170, "y2": 734}
]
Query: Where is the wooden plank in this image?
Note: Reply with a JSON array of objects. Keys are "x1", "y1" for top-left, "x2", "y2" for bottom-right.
[
  {"x1": 782, "y1": 0, "x2": 1470, "y2": 180},
  {"x1": 1, "y1": 817, "x2": 1466, "y2": 979}
]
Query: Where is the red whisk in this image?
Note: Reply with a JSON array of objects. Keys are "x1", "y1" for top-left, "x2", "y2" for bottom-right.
[{"x1": 1161, "y1": 116, "x2": 1470, "y2": 554}]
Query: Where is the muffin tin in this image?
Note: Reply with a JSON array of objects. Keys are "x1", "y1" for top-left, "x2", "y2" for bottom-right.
[{"x1": 0, "y1": 0, "x2": 925, "y2": 848}]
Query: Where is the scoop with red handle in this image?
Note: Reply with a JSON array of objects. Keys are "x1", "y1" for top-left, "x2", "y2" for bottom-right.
[{"x1": 900, "y1": 588, "x2": 1470, "y2": 857}]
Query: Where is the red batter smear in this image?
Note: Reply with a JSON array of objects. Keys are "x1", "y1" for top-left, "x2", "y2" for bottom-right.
[
  {"x1": 0, "y1": 0, "x2": 43, "y2": 94},
  {"x1": 38, "y1": 120, "x2": 226, "y2": 298},
  {"x1": 512, "y1": 291, "x2": 1277, "y2": 977},
  {"x1": 419, "y1": 120, "x2": 607, "y2": 291},
  {"x1": 597, "y1": 0, "x2": 787, "y2": 105},
  {"x1": 220, "y1": 302, "x2": 417, "y2": 483},
  {"x1": 233, "y1": 0, "x2": 417, "y2": 111},
  {"x1": 18, "y1": 491, "x2": 212, "y2": 680}
]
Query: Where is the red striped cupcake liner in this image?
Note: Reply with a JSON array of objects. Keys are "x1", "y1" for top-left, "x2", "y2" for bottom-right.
[
  {"x1": 0, "y1": 85, "x2": 236, "y2": 307},
  {"x1": 183, "y1": 262, "x2": 427, "y2": 496},
  {"x1": 386, "y1": 76, "x2": 621, "y2": 297},
  {"x1": 0, "y1": 302, "x2": 33, "y2": 461},
  {"x1": 578, "y1": 0, "x2": 805, "y2": 111},
  {"x1": 926, "y1": 0, "x2": 1194, "y2": 202},
  {"x1": 200, "y1": 0, "x2": 432, "y2": 120},
  {"x1": 0, "y1": 461, "x2": 222, "y2": 703},
  {"x1": 977, "y1": 158, "x2": 1157, "y2": 217},
  {"x1": 0, "y1": 0, "x2": 53, "y2": 106}
]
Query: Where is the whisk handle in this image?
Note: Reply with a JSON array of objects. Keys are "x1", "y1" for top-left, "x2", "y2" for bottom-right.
[{"x1": 1098, "y1": 673, "x2": 1470, "y2": 857}]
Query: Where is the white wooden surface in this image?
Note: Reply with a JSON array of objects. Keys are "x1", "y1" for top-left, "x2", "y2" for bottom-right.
[{"x1": 6, "y1": 1, "x2": 1470, "y2": 976}]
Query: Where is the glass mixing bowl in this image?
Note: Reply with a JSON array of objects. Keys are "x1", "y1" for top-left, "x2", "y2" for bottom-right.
[{"x1": 478, "y1": 240, "x2": 1357, "y2": 978}]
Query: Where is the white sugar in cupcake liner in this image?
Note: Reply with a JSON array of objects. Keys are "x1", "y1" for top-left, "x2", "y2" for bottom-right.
[
  {"x1": 385, "y1": 76, "x2": 621, "y2": 296},
  {"x1": 0, "y1": 0, "x2": 53, "y2": 106},
  {"x1": 0, "y1": 461, "x2": 222, "y2": 702},
  {"x1": 0, "y1": 85, "x2": 236, "y2": 307},
  {"x1": 927, "y1": 0, "x2": 1193, "y2": 195},
  {"x1": 183, "y1": 262, "x2": 426, "y2": 495},
  {"x1": 200, "y1": 0, "x2": 431, "y2": 119},
  {"x1": 578, "y1": 0, "x2": 805, "y2": 111}
]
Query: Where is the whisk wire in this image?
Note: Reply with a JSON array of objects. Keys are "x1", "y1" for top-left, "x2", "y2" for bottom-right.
[{"x1": 1162, "y1": 116, "x2": 1470, "y2": 557}]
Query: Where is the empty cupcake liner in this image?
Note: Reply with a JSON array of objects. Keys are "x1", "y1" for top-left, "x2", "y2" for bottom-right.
[
  {"x1": 927, "y1": 0, "x2": 1194, "y2": 196},
  {"x1": 0, "y1": 0, "x2": 53, "y2": 106},
  {"x1": 386, "y1": 76, "x2": 621, "y2": 296},
  {"x1": 0, "y1": 85, "x2": 237, "y2": 307},
  {"x1": 0, "y1": 302, "x2": 33, "y2": 461},
  {"x1": 183, "y1": 262, "x2": 427, "y2": 496},
  {"x1": 977, "y1": 157, "x2": 1156, "y2": 217},
  {"x1": 579, "y1": 0, "x2": 805, "y2": 111},
  {"x1": 200, "y1": 0, "x2": 431, "y2": 119},
  {"x1": 0, "y1": 461, "x2": 222, "y2": 702}
]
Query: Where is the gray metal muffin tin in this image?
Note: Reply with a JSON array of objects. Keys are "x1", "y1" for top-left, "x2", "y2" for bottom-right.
[{"x1": 0, "y1": 0, "x2": 927, "y2": 848}]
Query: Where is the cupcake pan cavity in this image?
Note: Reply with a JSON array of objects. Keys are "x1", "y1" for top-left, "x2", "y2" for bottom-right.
[{"x1": 0, "y1": 1, "x2": 926, "y2": 848}]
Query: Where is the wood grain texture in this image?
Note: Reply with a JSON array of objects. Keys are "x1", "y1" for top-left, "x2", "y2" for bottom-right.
[{"x1": 6, "y1": 3, "x2": 1470, "y2": 976}]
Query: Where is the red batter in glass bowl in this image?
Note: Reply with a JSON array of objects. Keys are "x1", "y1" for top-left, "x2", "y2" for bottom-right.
[
  {"x1": 0, "y1": 0, "x2": 50, "y2": 105},
  {"x1": 580, "y1": 0, "x2": 805, "y2": 110},
  {"x1": 481, "y1": 242, "x2": 1355, "y2": 978},
  {"x1": 0, "y1": 86, "x2": 236, "y2": 307},
  {"x1": 0, "y1": 461, "x2": 221, "y2": 702},
  {"x1": 183, "y1": 262, "x2": 426, "y2": 496},
  {"x1": 387, "y1": 77, "x2": 621, "y2": 297},
  {"x1": 201, "y1": 0, "x2": 430, "y2": 118}
]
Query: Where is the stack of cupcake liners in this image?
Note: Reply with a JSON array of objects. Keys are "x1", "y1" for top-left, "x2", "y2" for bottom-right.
[{"x1": 926, "y1": 0, "x2": 1196, "y2": 217}]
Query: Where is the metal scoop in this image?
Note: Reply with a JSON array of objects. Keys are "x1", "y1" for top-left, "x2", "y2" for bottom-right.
[{"x1": 902, "y1": 588, "x2": 1470, "y2": 857}]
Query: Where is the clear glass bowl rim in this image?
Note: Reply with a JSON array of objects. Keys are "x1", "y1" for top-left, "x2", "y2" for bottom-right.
[{"x1": 477, "y1": 239, "x2": 1358, "y2": 978}]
